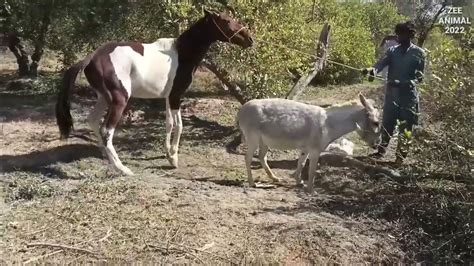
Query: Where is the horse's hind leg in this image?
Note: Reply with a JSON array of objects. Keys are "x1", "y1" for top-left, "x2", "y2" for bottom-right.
[
  {"x1": 87, "y1": 95, "x2": 107, "y2": 157},
  {"x1": 258, "y1": 143, "x2": 280, "y2": 183},
  {"x1": 100, "y1": 89, "x2": 133, "y2": 176},
  {"x1": 165, "y1": 98, "x2": 182, "y2": 168}
]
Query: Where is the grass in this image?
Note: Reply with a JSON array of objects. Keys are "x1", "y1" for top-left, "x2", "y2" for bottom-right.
[{"x1": 0, "y1": 71, "x2": 472, "y2": 264}]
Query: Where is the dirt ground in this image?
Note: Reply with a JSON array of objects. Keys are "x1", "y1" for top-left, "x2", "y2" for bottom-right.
[{"x1": 0, "y1": 72, "x2": 471, "y2": 264}]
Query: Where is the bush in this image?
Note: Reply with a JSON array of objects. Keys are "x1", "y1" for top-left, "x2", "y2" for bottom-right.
[
  {"x1": 411, "y1": 30, "x2": 472, "y2": 177},
  {"x1": 207, "y1": 0, "x2": 405, "y2": 98}
]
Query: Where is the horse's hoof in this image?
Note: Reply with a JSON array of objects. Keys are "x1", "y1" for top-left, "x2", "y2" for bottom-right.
[
  {"x1": 270, "y1": 176, "x2": 281, "y2": 184},
  {"x1": 119, "y1": 166, "x2": 134, "y2": 176},
  {"x1": 167, "y1": 154, "x2": 178, "y2": 168}
]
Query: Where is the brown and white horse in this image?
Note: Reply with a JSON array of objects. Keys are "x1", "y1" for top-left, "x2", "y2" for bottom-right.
[{"x1": 56, "y1": 10, "x2": 253, "y2": 175}]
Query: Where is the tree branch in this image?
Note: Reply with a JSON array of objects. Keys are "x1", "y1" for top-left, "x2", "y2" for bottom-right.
[
  {"x1": 201, "y1": 59, "x2": 249, "y2": 105},
  {"x1": 26, "y1": 242, "x2": 100, "y2": 256},
  {"x1": 285, "y1": 23, "x2": 330, "y2": 100}
]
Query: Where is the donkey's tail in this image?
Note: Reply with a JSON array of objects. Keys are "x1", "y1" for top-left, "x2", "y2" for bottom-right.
[{"x1": 55, "y1": 53, "x2": 94, "y2": 139}]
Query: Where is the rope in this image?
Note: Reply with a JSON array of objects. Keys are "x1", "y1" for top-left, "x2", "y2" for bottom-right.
[{"x1": 253, "y1": 37, "x2": 386, "y2": 81}]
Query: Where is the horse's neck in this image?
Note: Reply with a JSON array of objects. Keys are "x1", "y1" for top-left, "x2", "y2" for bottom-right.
[
  {"x1": 325, "y1": 105, "x2": 365, "y2": 143},
  {"x1": 176, "y1": 18, "x2": 215, "y2": 66}
]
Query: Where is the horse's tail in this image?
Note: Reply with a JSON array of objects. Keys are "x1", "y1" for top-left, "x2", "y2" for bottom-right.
[
  {"x1": 225, "y1": 111, "x2": 244, "y2": 154},
  {"x1": 55, "y1": 53, "x2": 94, "y2": 139}
]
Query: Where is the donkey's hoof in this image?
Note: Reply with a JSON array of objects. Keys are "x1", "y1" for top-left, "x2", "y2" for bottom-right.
[
  {"x1": 167, "y1": 154, "x2": 179, "y2": 168},
  {"x1": 303, "y1": 185, "x2": 314, "y2": 194}
]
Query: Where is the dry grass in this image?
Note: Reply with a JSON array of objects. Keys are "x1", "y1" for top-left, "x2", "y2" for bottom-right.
[{"x1": 0, "y1": 71, "x2": 472, "y2": 264}]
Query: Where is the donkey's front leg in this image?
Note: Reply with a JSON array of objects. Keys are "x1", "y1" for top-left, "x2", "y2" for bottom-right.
[{"x1": 168, "y1": 108, "x2": 183, "y2": 168}]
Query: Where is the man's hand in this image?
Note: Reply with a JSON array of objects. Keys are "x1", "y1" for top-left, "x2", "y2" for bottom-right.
[
  {"x1": 361, "y1": 67, "x2": 376, "y2": 82},
  {"x1": 415, "y1": 70, "x2": 424, "y2": 83}
]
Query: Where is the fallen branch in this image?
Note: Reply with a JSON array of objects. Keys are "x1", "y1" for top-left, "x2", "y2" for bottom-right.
[
  {"x1": 98, "y1": 227, "x2": 113, "y2": 243},
  {"x1": 318, "y1": 152, "x2": 403, "y2": 180},
  {"x1": 286, "y1": 23, "x2": 331, "y2": 100},
  {"x1": 26, "y1": 242, "x2": 99, "y2": 256},
  {"x1": 201, "y1": 59, "x2": 248, "y2": 105},
  {"x1": 296, "y1": 152, "x2": 404, "y2": 182}
]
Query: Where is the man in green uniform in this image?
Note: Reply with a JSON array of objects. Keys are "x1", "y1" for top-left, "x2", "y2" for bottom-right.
[{"x1": 363, "y1": 21, "x2": 425, "y2": 163}]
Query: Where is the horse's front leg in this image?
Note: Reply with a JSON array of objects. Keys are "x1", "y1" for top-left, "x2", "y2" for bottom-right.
[
  {"x1": 168, "y1": 108, "x2": 183, "y2": 168},
  {"x1": 164, "y1": 99, "x2": 175, "y2": 166}
]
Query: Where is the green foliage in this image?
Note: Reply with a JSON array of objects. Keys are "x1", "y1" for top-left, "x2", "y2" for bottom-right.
[
  {"x1": 210, "y1": 0, "x2": 318, "y2": 99},
  {"x1": 411, "y1": 29, "x2": 472, "y2": 177},
  {"x1": 210, "y1": 0, "x2": 404, "y2": 97},
  {"x1": 5, "y1": 1, "x2": 403, "y2": 94}
]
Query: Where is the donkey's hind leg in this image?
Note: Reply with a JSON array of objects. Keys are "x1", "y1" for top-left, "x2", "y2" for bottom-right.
[
  {"x1": 291, "y1": 151, "x2": 309, "y2": 185},
  {"x1": 258, "y1": 144, "x2": 280, "y2": 183},
  {"x1": 87, "y1": 95, "x2": 108, "y2": 157},
  {"x1": 244, "y1": 135, "x2": 259, "y2": 187}
]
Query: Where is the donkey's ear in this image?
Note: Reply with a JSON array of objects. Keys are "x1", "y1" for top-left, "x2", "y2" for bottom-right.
[
  {"x1": 359, "y1": 93, "x2": 368, "y2": 108},
  {"x1": 359, "y1": 93, "x2": 374, "y2": 111}
]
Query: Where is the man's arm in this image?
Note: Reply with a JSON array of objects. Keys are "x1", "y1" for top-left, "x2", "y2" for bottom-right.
[
  {"x1": 415, "y1": 51, "x2": 426, "y2": 83},
  {"x1": 362, "y1": 48, "x2": 391, "y2": 82},
  {"x1": 373, "y1": 48, "x2": 391, "y2": 73}
]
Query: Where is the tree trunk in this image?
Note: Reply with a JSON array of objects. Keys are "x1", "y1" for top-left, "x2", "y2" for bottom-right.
[
  {"x1": 5, "y1": 33, "x2": 30, "y2": 77},
  {"x1": 28, "y1": 7, "x2": 52, "y2": 77},
  {"x1": 285, "y1": 23, "x2": 330, "y2": 100},
  {"x1": 416, "y1": 2, "x2": 446, "y2": 47}
]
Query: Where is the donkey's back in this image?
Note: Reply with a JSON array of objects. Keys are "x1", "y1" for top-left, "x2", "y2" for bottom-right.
[{"x1": 237, "y1": 99, "x2": 326, "y2": 150}]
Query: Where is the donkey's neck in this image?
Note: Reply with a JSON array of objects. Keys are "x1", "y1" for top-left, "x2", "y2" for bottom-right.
[
  {"x1": 325, "y1": 105, "x2": 365, "y2": 144},
  {"x1": 176, "y1": 18, "x2": 215, "y2": 65}
]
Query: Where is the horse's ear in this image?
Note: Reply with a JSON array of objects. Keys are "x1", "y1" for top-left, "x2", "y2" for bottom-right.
[{"x1": 203, "y1": 8, "x2": 218, "y2": 17}]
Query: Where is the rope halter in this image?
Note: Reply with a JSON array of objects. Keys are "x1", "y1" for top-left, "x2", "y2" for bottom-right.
[{"x1": 211, "y1": 17, "x2": 246, "y2": 43}]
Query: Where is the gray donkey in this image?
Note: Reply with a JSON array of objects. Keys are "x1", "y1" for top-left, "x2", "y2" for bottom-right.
[{"x1": 236, "y1": 94, "x2": 381, "y2": 193}]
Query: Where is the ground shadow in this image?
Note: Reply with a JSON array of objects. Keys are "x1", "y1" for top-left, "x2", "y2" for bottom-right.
[
  {"x1": 259, "y1": 173, "x2": 472, "y2": 263},
  {"x1": 183, "y1": 115, "x2": 235, "y2": 142},
  {"x1": 0, "y1": 144, "x2": 102, "y2": 173},
  {"x1": 115, "y1": 113, "x2": 235, "y2": 152}
]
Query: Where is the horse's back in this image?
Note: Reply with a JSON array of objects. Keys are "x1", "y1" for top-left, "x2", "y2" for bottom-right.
[
  {"x1": 237, "y1": 99, "x2": 325, "y2": 149},
  {"x1": 129, "y1": 39, "x2": 179, "y2": 98},
  {"x1": 85, "y1": 39, "x2": 178, "y2": 99}
]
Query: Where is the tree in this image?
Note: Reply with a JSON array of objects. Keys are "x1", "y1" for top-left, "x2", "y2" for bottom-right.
[
  {"x1": 414, "y1": 1, "x2": 447, "y2": 47},
  {"x1": 3, "y1": 0, "x2": 131, "y2": 77}
]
